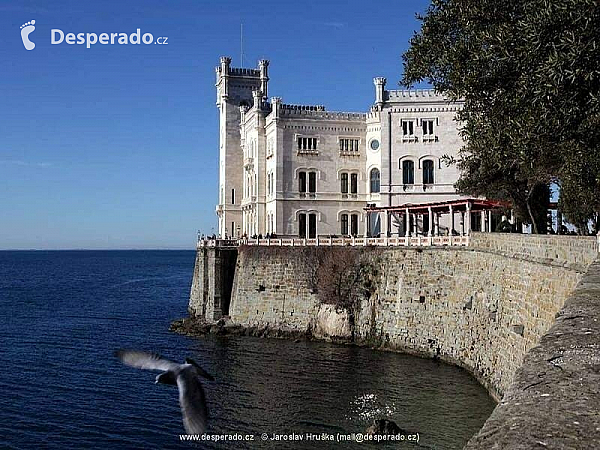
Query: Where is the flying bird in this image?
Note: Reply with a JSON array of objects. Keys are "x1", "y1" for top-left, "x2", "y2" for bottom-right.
[{"x1": 115, "y1": 349, "x2": 214, "y2": 434}]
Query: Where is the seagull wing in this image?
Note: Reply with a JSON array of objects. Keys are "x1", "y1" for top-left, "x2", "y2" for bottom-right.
[
  {"x1": 177, "y1": 367, "x2": 209, "y2": 435},
  {"x1": 115, "y1": 349, "x2": 180, "y2": 372}
]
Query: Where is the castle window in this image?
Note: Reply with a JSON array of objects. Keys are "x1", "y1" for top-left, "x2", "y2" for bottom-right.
[
  {"x1": 308, "y1": 213, "x2": 317, "y2": 238},
  {"x1": 341, "y1": 173, "x2": 348, "y2": 194},
  {"x1": 351, "y1": 214, "x2": 359, "y2": 236},
  {"x1": 422, "y1": 120, "x2": 434, "y2": 136},
  {"x1": 402, "y1": 120, "x2": 415, "y2": 136},
  {"x1": 299, "y1": 171, "x2": 306, "y2": 193},
  {"x1": 370, "y1": 168, "x2": 380, "y2": 193},
  {"x1": 402, "y1": 160, "x2": 414, "y2": 185},
  {"x1": 299, "y1": 171, "x2": 316, "y2": 196},
  {"x1": 308, "y1": 172, "x2": 316, "y2": 193},
  {"x1": 350, "y1": 173, "x2": 358, "y2": 195},
  {"x1": 299, "y1": 213, "x2": 306, "y2": 238},
  {"x1": 423, "y1": 159, "x2": 434, "y2": 185},
  {"x1": 341, "y1": 214, "x2": 349, "y2": 235},
  {"x1": 339, "y1": 138, "x2": 360, "y2": 153},
  {"x1": 231, "y1": 188, "x2": 235, "y2": 204},
  {"x1": 297, "y1": 136, "x2": 318, "y2": 152},
  {"x1": 298, "y1": 212, "x2": 317, "y2": 238},
  {"x1": 422, "y1": 119, "x2": 437, "y2": 142}
]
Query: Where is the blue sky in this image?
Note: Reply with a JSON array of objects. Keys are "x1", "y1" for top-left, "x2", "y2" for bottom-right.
[{"x1": 0, "y1": 0, "x2": 431, "y2": 249}]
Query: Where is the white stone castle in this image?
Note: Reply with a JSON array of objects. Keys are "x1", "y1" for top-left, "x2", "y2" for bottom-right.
[{"x1": 215, "y1": 56, "x2": 468, "y2": 239}]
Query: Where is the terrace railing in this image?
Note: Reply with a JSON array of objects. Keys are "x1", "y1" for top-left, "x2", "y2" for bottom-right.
[{"x1": 197, "y1": 235, "x2": 470, "y2": 249}]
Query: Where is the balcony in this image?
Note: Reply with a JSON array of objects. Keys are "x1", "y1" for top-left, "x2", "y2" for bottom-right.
[{"x1": 297, "y1": 149, "x2": 319, "y2": 156}]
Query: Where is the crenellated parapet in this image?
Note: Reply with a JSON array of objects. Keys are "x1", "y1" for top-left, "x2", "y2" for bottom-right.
[
  {"x1": 228, "y1": 67, "x2": 261, "y2": 76},
  {"x1": 280, "y1": 103, "x2": 326, "y2": 112},
  {"x1": 386, "y1": 89, "x2": 449, "y2": 101},
  {"x1": 277, "y1": 104, "x2": 366, "y2": 121},
  {"x1": 215, "y1": 57, "x2": 261, "y2": 77},
  {"x1": 366, "y1": 109, "x2": 381, "y2": 121}
]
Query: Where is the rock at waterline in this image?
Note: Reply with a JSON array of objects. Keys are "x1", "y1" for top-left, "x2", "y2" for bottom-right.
[{"x1": 365, "y1": 419, "x2": 404, "y2": 436}]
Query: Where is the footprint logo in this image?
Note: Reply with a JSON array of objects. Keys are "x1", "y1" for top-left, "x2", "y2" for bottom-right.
[{"x1": 20, "y1": 20, "x2": 36, "y2": 50}]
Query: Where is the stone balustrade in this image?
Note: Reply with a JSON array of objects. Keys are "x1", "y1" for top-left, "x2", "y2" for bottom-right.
[{"x1": 197, "y1": 235, "x2": 471, "y2": 249}]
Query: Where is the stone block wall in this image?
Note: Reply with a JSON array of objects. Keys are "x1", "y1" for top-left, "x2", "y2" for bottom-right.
[
  {"x1": 189, "y1": 246, "x2": 238, "y2": 320},
  {"x1": 466, "y1": 259, "x2": 600, "y2": 449},
  {"x1": 222, "y1": 234, "x2": 597, "y2": 399},
  {"x1": 229, "y1": 246, "x2": 321, "y2": 330},
  {"x1": 470, "y1": 232, "x2": 598, "y2": 271},
  {"x1": 354, "y1": 247, "x2": 582, "y2": 399},
  {"x1": 189, "y1": 248, "x2": 207, "y2": 317}
]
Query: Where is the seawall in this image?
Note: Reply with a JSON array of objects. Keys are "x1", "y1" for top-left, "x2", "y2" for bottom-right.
[
  {"x1": 187, "y1": 233, "x2": 600, "y2": 448},
  {"x1": 189, "y1": 245, "x2": 237, "y2": 321}
]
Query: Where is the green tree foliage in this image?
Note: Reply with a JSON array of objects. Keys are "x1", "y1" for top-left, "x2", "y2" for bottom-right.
[{"x1": 402, "y1": 0, "x2": 600, "y2": 233}]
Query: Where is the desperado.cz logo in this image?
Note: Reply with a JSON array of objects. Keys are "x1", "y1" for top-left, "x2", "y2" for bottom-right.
[
  {"x1": 20, "y1": 20, "x2": 36, "y2": 50},
  {"x1": 20, "y1": 20, "x2": 168, "y2": 50},
  {"x1": 52, "y1": 29, "x2": 168, "y2": 48}
]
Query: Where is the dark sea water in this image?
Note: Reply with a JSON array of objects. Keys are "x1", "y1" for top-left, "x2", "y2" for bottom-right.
[{"x1": 0, "y1": 251, "x2": 495, "y2": 449}]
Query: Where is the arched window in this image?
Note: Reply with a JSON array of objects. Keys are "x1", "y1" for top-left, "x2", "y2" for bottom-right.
[
  {"x1": 299, "y1": 213, "x2": 306, "y2": 238},
  {"x1": 308, "y1": 213, "x2": 317, "y2": 238},
  {"x1": 370, "y1": 168, "x2": 380, "y2": 193},
  {"x1": 351, "y1": 214, "x2": 359, "y2": 236},
  {"x1": 423, "y1": 159, "x2": 434, "y2": 184},
  {"x1": 299, "y1": 171, "x2": 306, "y2": 193},
  {"x1": 308, "y1": 172, "x2": 316, "y2": 193},
  {"x1": 402, "y1": 160, "x2": 414, "y2": 185},
  {"x1": 341, "y1": 214, "x2": 349, "y2": 235},
  {"x1": 340, "y1": 173, "x2": 348, "y2": 194}
]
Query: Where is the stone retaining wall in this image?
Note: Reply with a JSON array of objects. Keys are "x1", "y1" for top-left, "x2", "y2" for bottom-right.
[
  {"x1": 195, "y1": 233, "x2": 599, "y2": 448},
  {"x1": 229, "y1": 247, "x2": 320, "y2": 330},
  {"x1": 228, "y1": 244, "x2": 585, "y2": 399},
  {"x1": 469, "y1": 232, "x2": 598, "y2": 271},
  {"x1": 465, "y1": 259, "x2": 600, "y2": 449}
]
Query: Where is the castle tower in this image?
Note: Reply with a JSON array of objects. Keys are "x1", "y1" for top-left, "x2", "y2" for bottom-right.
[{"x1": 215, "y1": 57, "x2": 267, "y2": 238}]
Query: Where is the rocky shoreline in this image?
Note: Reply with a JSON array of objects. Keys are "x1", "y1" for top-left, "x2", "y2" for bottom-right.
[
  {"x1": 169, "y1": 315, "x2": 367, "y2": 346},
  {"x1": 170, "y1": 316, "x2": 316, "y2": 341}
]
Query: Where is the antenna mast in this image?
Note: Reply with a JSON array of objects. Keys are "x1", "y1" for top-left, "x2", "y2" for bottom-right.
[{"x1": 240, "y1": 23, "x2": 243, "y2": 66}]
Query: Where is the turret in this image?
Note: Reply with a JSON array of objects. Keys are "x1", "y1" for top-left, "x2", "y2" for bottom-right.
[
  {"x1": 271, "y1": 96, "x2": 282, "y2": 119},
  {"x1": 252, "y1": 90, "x2": 263, "y2": 110},
  {"x1": 239, "y1": 104, "x2": 248, "y2": 123},
  {"x1": 374, "y1": 77, "x2": 387, "y2": 107},
  {"x1": 217, "y1": 56, "x2": 232, "y2": 101},
  {"x1": 258, "y1": 59, "x2": 269, "y2": 98}
]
